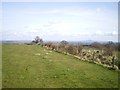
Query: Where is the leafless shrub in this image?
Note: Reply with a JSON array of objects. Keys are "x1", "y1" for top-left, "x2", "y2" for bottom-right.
[{"x1": 67, "y1": 45, "x2": 74, "y2": 54}]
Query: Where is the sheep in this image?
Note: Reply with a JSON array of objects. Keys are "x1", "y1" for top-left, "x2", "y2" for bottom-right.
[
  {"x1": 35, "y1": 53, "x2": 41, "y2": 55},
  {"x1": 46, "y1": 53, "x2": 49, "y2": 55}
]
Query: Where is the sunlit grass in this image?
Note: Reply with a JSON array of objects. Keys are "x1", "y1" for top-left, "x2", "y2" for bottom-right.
[{"x1": 2, "y1": 44, "x2": 118, "y2": 88}]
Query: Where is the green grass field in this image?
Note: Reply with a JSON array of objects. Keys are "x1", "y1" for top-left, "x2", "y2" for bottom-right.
[{"x1": 2, "y1": 44, "x2": 118, "y2": 88}]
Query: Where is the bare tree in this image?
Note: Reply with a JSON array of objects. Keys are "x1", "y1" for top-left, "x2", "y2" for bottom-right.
[
  {"x1": 104, "y1": 41, "x2": 115, "y2": 56},
  {"x1": 77, "y1": 45, "x2": 83, "y2": 54},
  {"x1": 34, "y1": 36, "x2": 43, "y2": 45},
  {"x1": 60, "y1": 40, "x2": 68, "y2": 45},
  {"x1": 91, "y1": 42, "x2": 103, "y2": 50},
  {"x1": 67, "y1": 45, "x2": 74, "y2": 54}
]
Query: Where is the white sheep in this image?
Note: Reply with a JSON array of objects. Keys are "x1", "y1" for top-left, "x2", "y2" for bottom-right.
[
  {"x1": 46, "y1": 53, "x2": 49, "y2": 55},
  {"x1": 35, "y1": 53, "x2": 41, "y2": 55}
]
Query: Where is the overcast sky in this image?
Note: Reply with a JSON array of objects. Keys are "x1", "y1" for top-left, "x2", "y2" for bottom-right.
[{"x1": 2, "y1": 2, "x2": 118, "y2": 42}]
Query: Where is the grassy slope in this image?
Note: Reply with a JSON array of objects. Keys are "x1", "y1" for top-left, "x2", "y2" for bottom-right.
[{"x1": 2, "y1": 44, "x2": 118, "y2": 88}]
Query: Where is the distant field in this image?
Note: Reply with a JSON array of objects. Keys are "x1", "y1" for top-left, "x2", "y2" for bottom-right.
[{"x1": 2, "y1": 44, "x2": 118, "y2": 88}]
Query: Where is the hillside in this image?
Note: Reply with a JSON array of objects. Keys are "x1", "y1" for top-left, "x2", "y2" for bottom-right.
[{"x1": 2, "y1": 44, "x2": 118, "y2": 88}]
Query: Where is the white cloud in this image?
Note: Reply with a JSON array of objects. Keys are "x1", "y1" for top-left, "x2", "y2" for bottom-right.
[
  {"x1": 95, "y1": 30, "x2": 103, "y2": 35},
  {"x1": 96, "y1": 8, "x2": 101, "y2": 13},
  {"x1": 2, "y1": 2, "x2": 117, "y2": 41},
  {"x1": 24, "y1": 8, "x2": 100, "y2": 17},
  {"x1": 28, "y1": 30, "x2": 38, "y2": 33},
  {"x1": 13, "y1": 32, "x2": 17, "y2": 35},
  {"x1": 112, "y1": 31, "x2": 117, "y2": 35}
]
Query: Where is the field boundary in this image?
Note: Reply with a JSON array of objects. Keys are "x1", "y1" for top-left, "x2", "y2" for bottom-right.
[{"x1": 42, "y1": 45, "x2": 119, "y2": 71}]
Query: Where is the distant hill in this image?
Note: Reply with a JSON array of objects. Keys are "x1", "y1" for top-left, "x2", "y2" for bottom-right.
[
  {"x1": 1, "y1": 40, "x2": 117, "y2": 44},
  {"x1": 1, "y1": 40, "x2": 31, "y2": 44}
]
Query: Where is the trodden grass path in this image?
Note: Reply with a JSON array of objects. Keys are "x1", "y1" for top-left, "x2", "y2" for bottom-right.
[{"x1": 2, "y1": 44, "x2": 118, "y2": 88}]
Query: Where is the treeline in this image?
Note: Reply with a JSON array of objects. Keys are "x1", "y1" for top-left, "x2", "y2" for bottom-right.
[{"x1": 28, "y1": 36, "x2": 120, "y2": 70}]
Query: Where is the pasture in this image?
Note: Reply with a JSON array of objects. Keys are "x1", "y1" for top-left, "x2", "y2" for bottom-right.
[{"x1": 2, "y1": 44, "x2": 118, "y2": 88}]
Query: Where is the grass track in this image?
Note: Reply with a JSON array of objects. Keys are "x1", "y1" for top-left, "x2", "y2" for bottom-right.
[{"x1": 2, "y1": 44, "x2": 118, "y2": 88}]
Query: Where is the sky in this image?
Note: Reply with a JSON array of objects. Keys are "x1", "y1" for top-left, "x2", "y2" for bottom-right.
[{"x1": 1, "y1": 2, "x2": 118, "y2": 42}]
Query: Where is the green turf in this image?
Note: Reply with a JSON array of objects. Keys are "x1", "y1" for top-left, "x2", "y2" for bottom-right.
[{"x1": 2, "y1": 44, "x2": 118, "y2": 88}]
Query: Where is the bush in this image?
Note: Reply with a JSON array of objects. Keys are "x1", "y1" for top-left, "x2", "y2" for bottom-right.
[{"x1": 66, "y1": 45, "x2": 77, "y2": 55}]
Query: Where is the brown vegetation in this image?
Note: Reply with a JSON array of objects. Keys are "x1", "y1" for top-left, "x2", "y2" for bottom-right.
[{"x1": 30, "y1": 36, "x2": 119, "y2": 70}]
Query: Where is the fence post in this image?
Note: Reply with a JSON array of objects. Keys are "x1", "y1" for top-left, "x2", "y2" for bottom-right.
[{"x1": 112, "y1": 56, "x2": 115, "y2": 68}]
